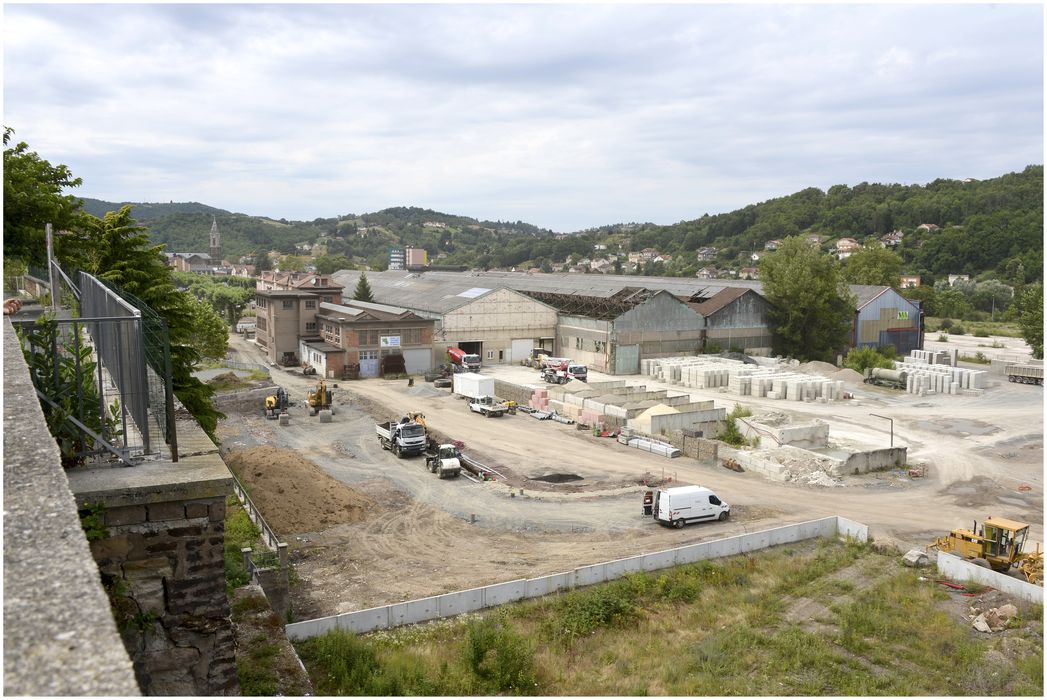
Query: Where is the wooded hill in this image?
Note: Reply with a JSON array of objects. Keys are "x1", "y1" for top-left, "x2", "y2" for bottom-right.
[{"x1": 83, "y1": 165, "x2": 1042, "y2": 282}]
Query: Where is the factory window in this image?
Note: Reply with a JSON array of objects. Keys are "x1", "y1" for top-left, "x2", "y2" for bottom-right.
[
  {"x1": 282, "y1": 300, "x2": 294, "y2": 309},
  {"x1": 322, "y1": 295, "x2": 333, "y2": 303},
  {"x1": 487, "y1": 350, "x2": 494, "y2": 359},
  {"x1": 594, "y1": 340, "x2": 606, "y2": 353},
  {"x1": 360, "y1": 350, "x2": 378, "y2": 360},
  {"x1": 306, "y1": 322, "x2": 317, "y2": 333},
  {"x1": 305, "y1": 300, "x2": 316, "y2": 309},
  {"x1": 575, "y1": 337, "x2": 583, "y2": 350}
]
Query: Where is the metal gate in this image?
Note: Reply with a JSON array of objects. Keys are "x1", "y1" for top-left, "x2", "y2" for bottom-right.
[
  {"x1": 510, "y1": 338, "x2": 533, "y2": 364},
  {"x1": 613, "y1": 343, "x2": 640, "y2": 375}
]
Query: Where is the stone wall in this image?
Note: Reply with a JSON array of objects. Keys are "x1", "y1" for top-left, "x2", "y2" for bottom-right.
[
  {"x1": 68, "y1": 417, "x2": 240, "y2": 696},
  {"x1": 494, "y1": 379, "x2": 535, "y2": 406},
  {"x1": 85, "y1": 494, "x2": 238, "y2": 695},
  {"x1": 668, "y1": 431, "x2": 720, "y2": 462}
]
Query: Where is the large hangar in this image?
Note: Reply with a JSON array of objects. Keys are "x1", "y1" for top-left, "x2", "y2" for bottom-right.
[
  {"x1": 331, "y1": 270, "x2": 558, "y2": 367},
  {"x1": 331, "y1": 269, "x2": 919, "y2": 372}
]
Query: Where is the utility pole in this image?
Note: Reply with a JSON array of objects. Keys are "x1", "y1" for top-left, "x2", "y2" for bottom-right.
[{"x1": 45, "y1": 223, "x2": 59, "y2": 312}]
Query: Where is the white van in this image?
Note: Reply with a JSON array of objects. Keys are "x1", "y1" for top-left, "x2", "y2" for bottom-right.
[{"x1": 647, "y1": 485, "x2": 730, "y2": 528}]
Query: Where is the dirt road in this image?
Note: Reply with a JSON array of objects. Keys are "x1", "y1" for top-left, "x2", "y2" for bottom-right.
[{"x1": 218, "y1": 334, "x2": 1043, "y2": 618}]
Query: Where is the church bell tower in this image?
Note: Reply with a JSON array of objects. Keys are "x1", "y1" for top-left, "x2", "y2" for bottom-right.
[{"x1": 209, "y1": 216, "x2": 221, "y2": 263}]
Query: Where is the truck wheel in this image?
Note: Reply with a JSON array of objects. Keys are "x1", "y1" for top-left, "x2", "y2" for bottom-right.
[
  {"x1": 673, "y1": 519, "x2": 685, "y2": 529},
  {"x1": 719, "y1": 511, "x2": 729, "y2": 521},
  {"x1": 394, "y1": 444, "x2": 402, "y2": 458},
  {"x1": 1008, "y1": 375, "x2": 1016, "y2": 382}
]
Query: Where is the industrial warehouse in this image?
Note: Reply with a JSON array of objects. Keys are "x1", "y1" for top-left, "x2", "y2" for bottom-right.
[{"x1": 325, "y1": 269, "x2": 923, "y2": 375}]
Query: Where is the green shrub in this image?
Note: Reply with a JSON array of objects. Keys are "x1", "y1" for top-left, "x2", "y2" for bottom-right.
[
  {"x1": 225, "y1": 506, "x2": 261, "y2": 593},
  {"x1": 463, "y1": 617, "x2": 537, "y2": 693},
  {"x1": 719, "y1": 404, "x2": 752, "y2": 446},
  {"x1": 949, "y1": 325, "x2": 966, "y2": 336},
  {"x1": 938, "y1": 317, "x2": 954, "y2": 330},
  {"x1": 937, "y1": 334, "x2": 949, "y2": 342},
  {"x1": 973, "y1": 329, "x2": 989, "y2": 337},
  {"x1": 842, "y1": 346, "x2": 896, "y2": 374},
  {"x1": 545, "y1": 579, "x2": 639, "y2": 647}
]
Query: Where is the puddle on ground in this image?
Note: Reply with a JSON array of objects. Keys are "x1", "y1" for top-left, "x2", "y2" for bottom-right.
[
  {"x1": 530, "y1": 473, "x2": 584, "y2": 483},
  {"x1": 913, "y1": 418, "x2": 1000, "y2": 436}
]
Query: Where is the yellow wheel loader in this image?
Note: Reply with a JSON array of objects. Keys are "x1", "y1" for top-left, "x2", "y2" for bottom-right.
[{"x1": 929, "y1": 516, "x2": 1043, "y2": 585}]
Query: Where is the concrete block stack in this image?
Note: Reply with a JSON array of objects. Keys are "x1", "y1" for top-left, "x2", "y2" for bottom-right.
[
  {"x1": 642, "y1": 356, "x2": 846, "y2": 402},
  {"x1": 528, "y1": 388, "x2": 550, "y2": 412},
  {"x1": 895, "y1": 359, "x2": 986, "y2": 396},
  {"x1": 908, "y1": 349, "x2": 952, "y2": 366}
]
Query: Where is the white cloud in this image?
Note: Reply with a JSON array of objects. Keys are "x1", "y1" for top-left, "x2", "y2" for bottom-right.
[{"x1": 3, "y1": 3, "x2": 1042, "y2": 231}]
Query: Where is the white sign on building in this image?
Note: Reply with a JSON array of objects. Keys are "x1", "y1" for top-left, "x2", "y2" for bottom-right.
[{"x1": 380, "y1": 336, "x2": 401, "y2": 348}]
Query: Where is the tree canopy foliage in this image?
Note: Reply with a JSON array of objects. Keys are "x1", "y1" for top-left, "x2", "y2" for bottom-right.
[
  {"x1": 3, "y1": 127, "x2": 84, "y2": 266},
  {"x1": 759, "y1": 237, "x2": 855, "y2": 362},
  {"x1": 1017, "y1": 283, "x2": 1043, "y2": 359},
  {"x1": 840, "y1": 247, "x2": 903, "y2": 287}
]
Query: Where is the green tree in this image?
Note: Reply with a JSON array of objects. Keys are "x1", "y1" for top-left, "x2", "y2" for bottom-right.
[
  {"x1": 1016, "y1": 282, "x2": 1043, "y2": 359},
  {"x1": 840, "y1": 247, "x2": 902, "y2": 287},
  {"x1": 314, "y1": 254, "x2": 355, "y2": 275},
  {"x1": 254, "y1": 250, "x2": 272, "y2": 273},
  {"x1": 3, "y1": 127, "x2": 84, "y2": 266},
  {"x1": 281, "y1": 254, "x2": 306, "y2": 272},
  {"x1": 759, "y1": 236, "x2": 855, "y2": 362},
  {"x1": 353, "y1": 272, "x2": 375, "y2": 303},
  {"x1": 63, "y1": 206, "x2": 225, "y2": 435}
]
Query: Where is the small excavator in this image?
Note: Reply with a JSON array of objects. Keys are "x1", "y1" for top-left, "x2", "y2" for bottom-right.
[
  {"x1": 928, "y1": 516, "x2": 1043, "y2": 585},
  {"x1": 306, "y1": 379, "x2": 334, "y2": 417},
  {"x1": 263, "y1": 387, "x2": 289, "y2": 420}
]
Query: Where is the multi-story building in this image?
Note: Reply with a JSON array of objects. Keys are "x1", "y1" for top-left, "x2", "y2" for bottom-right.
[
  {"x1": 305, "y1": 300, "x2": 436, "y2": 378},
  {"x1": 405, "y1": 247, "x2": 429, "y2": 269},
  {"x1": 254, "y1": 274, "x2": 344, "y2": 366},
  {"x1": 389, "y1": 247, "x2": 406, "y2": 270}
]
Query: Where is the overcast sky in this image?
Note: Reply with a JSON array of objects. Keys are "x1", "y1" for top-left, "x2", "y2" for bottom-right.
[{"x1": 4, "y1": 2, "x2": 1043, "y2": 232}]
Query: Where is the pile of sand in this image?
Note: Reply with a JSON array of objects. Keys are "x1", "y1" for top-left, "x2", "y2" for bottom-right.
[
  {"x1": 224, "y1": 446, "x2": 374, "y2": 536},
  {"x1": 830, "y1": 368, "x2": 864, "y2": 385},
  {"x1": 795, "y1": 361, "x2": 839, "y2": 378}
]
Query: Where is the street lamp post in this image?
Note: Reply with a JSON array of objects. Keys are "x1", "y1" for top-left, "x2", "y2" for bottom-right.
[{"x1": 869, "y1": 413, "x2": 893, "y2": 448}]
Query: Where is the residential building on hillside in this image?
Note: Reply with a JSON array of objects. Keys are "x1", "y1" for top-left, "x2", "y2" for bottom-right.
[
  {"x1": 835, "y1": 237, "x2": 861, "y2": 259},
  {"x1": 948, "y1": 274, "x2": 970, "y2": 286},
  {"x1": 900, "y1": 275, "x2": 921, "y2": 288},
  {"x1": 739, "y1": 267, "x2": 759, "y2": 280},
  {"x1": 764, "y1": 239, "x2": 781, "y2": 251},
  {"x1": 389, "y1": 247, "x2": 405, "y2": 270},
  {"x1": 696, "y1": 266, "x2": 719, "y2": 279},
  {"x1": 697, "y1": 247, "x2": 718, "y2": 261},
  {"x1": 916, "y1": 223, "x2": 940, "y2": 233},
  {"x1": 880, "y1": 230, "x2": 904, "y2": 247}
]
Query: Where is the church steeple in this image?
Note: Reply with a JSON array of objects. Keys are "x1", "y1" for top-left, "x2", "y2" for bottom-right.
[{"x1": 209, "y1": 216, "x2": 221, "y2": 262}]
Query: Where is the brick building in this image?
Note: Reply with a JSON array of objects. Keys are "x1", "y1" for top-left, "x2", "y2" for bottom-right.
[{"x1": 254, "y1": 274, "x2": 344, "y2": 366}]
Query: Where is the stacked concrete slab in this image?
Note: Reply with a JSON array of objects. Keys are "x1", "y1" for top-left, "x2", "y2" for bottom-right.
[
  {"x1": 643, "y1": 356, "x2": 844, "y2": 402},
  {"x1": 908, "y1": 349, "x2": 952, "y2": 365},
  {"x1": 895, "y1": 357, "x2": 986, "y2": 396}
]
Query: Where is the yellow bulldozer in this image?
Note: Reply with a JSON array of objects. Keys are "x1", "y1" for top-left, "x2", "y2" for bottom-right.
[
  {"x1": 928, "y1": 516, "x2": 1043, "y2": 585},
  {"x1": 306, "y1": 379, "x2": 334, "y2": 416}
]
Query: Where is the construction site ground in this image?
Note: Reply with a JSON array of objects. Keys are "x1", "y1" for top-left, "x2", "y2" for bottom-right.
[{"x1": 217, "y1": 334, "x2": 1043, "y2": 621}]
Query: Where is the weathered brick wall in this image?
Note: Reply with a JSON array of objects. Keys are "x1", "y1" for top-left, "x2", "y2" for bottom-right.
[{"x1": 89, "y1": 495, "x2": 238, "y2": 695}]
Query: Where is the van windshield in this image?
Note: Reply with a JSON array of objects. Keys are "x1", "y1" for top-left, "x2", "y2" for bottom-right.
[
  {"x1": 570, "y1": 366, "x2": 587, "y2": 376},
  {"x1": 464, "y1": 354, "x2": 481, "y2": 364}
]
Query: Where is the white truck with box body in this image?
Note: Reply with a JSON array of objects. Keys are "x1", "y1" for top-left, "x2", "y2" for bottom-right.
[
  {"x1": 375, "y1": 419, "x2": 428, "y2": 457},
  {"x1": 452, "y1": 373, "x2": 495, "y2": 400},
  {"x1": 644, "y1": 485, "x2": 730, "y2": 528},
  {"x1": 1006, "y1": 364, "x2": 1044, "y2": 385}
]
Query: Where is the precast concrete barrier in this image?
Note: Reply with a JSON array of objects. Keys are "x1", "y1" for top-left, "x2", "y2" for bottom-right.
[
  {"x1": 936, "y1": 552, "x2": 1044, "y2": 603},
  {"x1": 285, "y1": 516, "x2": 866, "y2": 640}
]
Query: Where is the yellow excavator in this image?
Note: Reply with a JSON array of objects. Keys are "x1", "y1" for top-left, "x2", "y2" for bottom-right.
[
  {"x1": 306, "y1": 379, "x2": 334, "y2": 416},
  {"x1": 928, "y1": 516, "x2": 1043, "y2": 585},
  {"x1": 264, "y1": 387, "x2": 289, "y2": 420}
]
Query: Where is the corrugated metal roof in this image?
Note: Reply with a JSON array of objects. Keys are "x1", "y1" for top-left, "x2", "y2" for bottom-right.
[{"x1": 331, "y1": 269, "x2": 894, "y2": 316}]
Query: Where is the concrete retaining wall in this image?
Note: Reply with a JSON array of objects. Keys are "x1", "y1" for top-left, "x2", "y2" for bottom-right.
[
  {"x1": 285, "y1": 516, "x2": 867, "y2": 640},
  {"x1": 494, "y1": 380, "x2": 535, "y2": 406},
  {"x1": 830, "y1": 447, "x2": 908, "y2": 476},
  {"x1": 936, "y1": 552, "x2": 1044, "y2": 603}
]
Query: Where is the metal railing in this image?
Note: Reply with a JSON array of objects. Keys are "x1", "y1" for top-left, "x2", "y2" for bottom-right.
[
  {"x1": 80, "y1": 273, "x2": 178, "y2": 460},
  {"x1": 12, "y1": 270, "x2": 178, "y2": 466}
]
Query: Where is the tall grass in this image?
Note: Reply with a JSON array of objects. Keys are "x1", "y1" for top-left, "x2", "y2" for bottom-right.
[{"x1": 293, "y1": 540, "x2": 1043, "y2": 696}]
